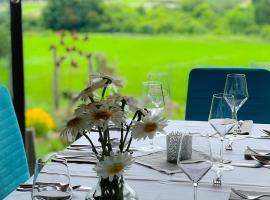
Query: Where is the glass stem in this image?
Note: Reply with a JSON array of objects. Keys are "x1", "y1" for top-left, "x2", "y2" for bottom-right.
[
  {"x1": 193, "y1": 182, "x2": 198, "y2": 200},
  {"x1": 220, "y1": 137, "x2": 224, "y2": 165},
  {"x1": 233, "y1": 107, "x2": 238, "y2": 122}
]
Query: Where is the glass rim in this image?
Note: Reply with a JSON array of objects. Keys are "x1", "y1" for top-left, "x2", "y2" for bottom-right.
[
  {"x1": 227, "y1": 73, "x2": 246, "y2": 77},
  {"x1": 212, "y1": 93, "x2": 234, "y2": 98}
]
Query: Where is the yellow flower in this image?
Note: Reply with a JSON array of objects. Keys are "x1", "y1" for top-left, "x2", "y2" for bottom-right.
[{"x1": 25, "y1": 108, "x2": 55, "y2": 136}]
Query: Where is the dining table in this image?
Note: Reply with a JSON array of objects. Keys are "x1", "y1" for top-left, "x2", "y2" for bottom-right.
[{"x1": 5, "y1": 120, "x2": 270, "y2": 200}]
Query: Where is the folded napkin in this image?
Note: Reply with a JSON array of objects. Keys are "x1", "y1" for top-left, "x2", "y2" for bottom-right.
[
  {"x1": 229, "y1": 189, "x2": 270, "y2": 200},
  {"x1": 229, "y1": 120, "x2": 253, "y2": 135},
  {"x1": 244, "y1": 148, "x2": 270, "y2": 160},
  {"x1": 135, "y1": 151, "x2": 181, "y2": 174}
]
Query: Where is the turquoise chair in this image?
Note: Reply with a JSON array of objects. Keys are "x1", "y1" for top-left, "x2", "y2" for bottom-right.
[
  {"x1": 0, "y1": 85, "x2": 29, "y2": 199},
  {"x1": 185, "y1": 68, "x2": 270, "y2": 124}
]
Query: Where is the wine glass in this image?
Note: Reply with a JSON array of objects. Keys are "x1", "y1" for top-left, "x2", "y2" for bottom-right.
[
  {"x1": 32, "y1": 158, "x2": 72, "y2": 200},
  {"x1": 177, "y1": 134, "x2": 213, "y2": 200},
  {"x1": 224, "y1": 74, "x2": 248, "y2": 126},
  {"x1": 208, "y1": 93, "x2": 237, "y2": 171},
  {"x1": 142, "y1": 81, "x2": 165, "y2": 115},
  {"x1": 148, "y1": 72, "x2": 171, "y2": 100},
  {"x1": 141, "y1": 81, "x2": 165, "y2": 151},
  {"x1": 224, "y1": 74, "x2": 248, "y2": 149}
]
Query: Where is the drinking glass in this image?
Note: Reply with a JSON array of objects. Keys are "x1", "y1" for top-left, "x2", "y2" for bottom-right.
[
  {"x1": 177, "y1": 134, "x2": 213, "y2": 200},
  {"x1": 148, "y1": 72, "x2": 171, "y2": 100},
  {"x1": 142, "y1": 81, "x2": 165, "y2": 115},
  {"x1": 141, "y1": 81, "x2": 165, "y2": 151},
  {"x1": 32, "y1": 158, "x2": 72, "y2": 200},
  {"x1": 208, "y1": 93, "x2": 237, "y2": 171},
  {"x1": 224, "y1": 74, "x2": 248, "y2": 125}
]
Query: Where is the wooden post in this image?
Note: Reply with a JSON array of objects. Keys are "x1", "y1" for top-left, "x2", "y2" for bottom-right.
[{"x1": 52, "y1": 47, "x2": 60, "y2": 111}]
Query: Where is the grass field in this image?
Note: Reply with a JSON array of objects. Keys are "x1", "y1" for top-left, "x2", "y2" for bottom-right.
[{"x1": 24, "y1": 32, "x2": 270, "y2": 120}]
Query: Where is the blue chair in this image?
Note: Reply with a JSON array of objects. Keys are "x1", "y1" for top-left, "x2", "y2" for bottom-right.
[
  {"x1": 185, "y1": 68, "x2": 270, "y2": 124},
  {"x1": 0, "y1": 85, "x2": 29, "y2": 199}
]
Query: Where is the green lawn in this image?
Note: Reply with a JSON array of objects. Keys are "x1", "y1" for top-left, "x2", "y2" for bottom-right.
[{"x1": 24, "y1": 32, "x2": 270, "y2": 121}]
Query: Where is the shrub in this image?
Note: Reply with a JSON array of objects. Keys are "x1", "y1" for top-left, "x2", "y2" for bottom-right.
[
  {"x1": 223, "y1": 5, "x2": 257, "y2": 34},
  {"x1": 260, "y1": 25, "x2": 270, "y2": 40},
  {"x1": 26, "y1": 108, "x2": 55, "y2": 137},
  {"x1": 42, "y1": 0, "x2": 103, "y2": 31},
  {"x1": 253, "y1": 0, "x2": 270, "y2": 25}
]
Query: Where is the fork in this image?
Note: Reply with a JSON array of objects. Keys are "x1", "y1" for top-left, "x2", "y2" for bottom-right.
[
  {"x1": 231, "y1": 188, "x2": 270, "y2": 200},
  {"x1": 247, "y1": 146, "x2": 270, "y2": 156}
]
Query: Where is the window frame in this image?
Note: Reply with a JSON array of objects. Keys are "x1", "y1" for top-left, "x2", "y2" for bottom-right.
[{"x1": 10, "y1": 0, "x2": 25, "y2": 144}]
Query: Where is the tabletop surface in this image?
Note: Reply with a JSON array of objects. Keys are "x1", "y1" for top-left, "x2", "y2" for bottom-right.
[{"x1": 5, "y1": 120, "x2": 270, "y2": 200}]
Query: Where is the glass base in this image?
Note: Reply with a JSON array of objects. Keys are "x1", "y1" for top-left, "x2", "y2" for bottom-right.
[{"x1": 212, "y1": 163, "x2": 234, "y2": 171}]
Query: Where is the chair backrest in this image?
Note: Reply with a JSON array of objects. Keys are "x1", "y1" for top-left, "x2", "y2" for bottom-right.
[
  {"x1": 0, "y1": 85, "x2": 29, "y2": 199},
  {"x1": 185, "y1": 67, "x2": 270, "y2": 124}
]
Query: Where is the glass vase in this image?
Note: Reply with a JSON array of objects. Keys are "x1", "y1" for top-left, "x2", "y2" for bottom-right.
[{"x1": 85, "y1": 175, "x2": 138, "y2": 200}]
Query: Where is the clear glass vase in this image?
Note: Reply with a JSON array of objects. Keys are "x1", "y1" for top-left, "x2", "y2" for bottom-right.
[{"x1": 85, "y1": 176, "x2": 138, "y2": 200}]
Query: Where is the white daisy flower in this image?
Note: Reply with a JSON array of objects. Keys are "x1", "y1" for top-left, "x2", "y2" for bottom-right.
[
  {"x1": 77, "y1": 79, "x2": 107, "y2": 101},
  {"x1": 108, "y1": 93, "x2": 147, "y2": 115},
  {"x1": 94, "y1": 152, "x2": 133, "y2": 181},
  {"x1": 60, "y1": 116, "x2": 91, "y2": 141},
  {"x1": 90, "y1": 74, "x2": 124, "y2": 88},
  {"x1": 131, "y1": 115, "x2": 168, "y2": 140},
  {"x1": 88, "y1": 103, "x2": 125, "y2": 130}
]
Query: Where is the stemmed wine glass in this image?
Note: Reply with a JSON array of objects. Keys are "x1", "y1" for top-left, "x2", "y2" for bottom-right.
[
  {"x1": 148, "y1": 72, "x2": 171, "y2": 102},
  {"x1": 224, "y1": 74, "x2": 248, "y2": 149},
  {"x1": 224, "y1": 74, "x2": 248, "y2": 120},
  {"x1": 142, "y1": 81, "x2": 165, "y2": 115},
  {"x1": 208, "y1": 93, "x2": 237, "y2": 171},
  {"x1": 177, "y1": 134, "x2": 213, "y2": 200},
  {"x1": 141, "y1": 81, "x2": 165, "y2": 151}
]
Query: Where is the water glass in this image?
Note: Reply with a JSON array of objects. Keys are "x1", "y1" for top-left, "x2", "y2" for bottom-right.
[{"x1": 32, "y1": 158, "x2": 72, "y2": 200}]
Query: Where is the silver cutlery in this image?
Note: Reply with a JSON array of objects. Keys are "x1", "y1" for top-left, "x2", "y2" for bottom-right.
[
  {"x1": 230, "y1": 162, "x2": 261, "y2": 168},
  {"x1": 251, "y1": 156, "x2": 270, "y2": 169},
  {"x1": 17, "y1": 184, "x2": 91, "y2": 192},
  {"x1": 232, "y1": 188, "x2": 270, "y2": 200},
  {"x1": 247, "y1": 146, "x2": 270, "y2": 156},
  {"x1": 261, "y1": 129, "x2": 270, "y2": 137}
]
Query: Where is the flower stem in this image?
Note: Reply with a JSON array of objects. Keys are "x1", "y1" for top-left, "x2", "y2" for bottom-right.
[
  {"x1": 98, "y1": 127, "x2": 107, "y2": 156},
  {"x1": 121, "y1": 111, "x2": 138, "y2": 151},
  {"x1": 101, "y1": 85, "x2": 108, "y2": 100},
  {"x1": 82, "y1": 132, "x2": 98, "y2": 156},
  {"x1": 105, "y1": 128, "x2": 112, "y2": 152}
]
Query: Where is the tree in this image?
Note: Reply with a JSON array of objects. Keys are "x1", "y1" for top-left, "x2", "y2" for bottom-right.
[
  {"x1": 252, "y1": 0, "x2": 270, "y2": 25},
  {"x1": 42, "y1": 0, "x2": 103, "y2": 31},
  {"x1": 223, "y1": 5, "x2": 258, "y2": 34}
]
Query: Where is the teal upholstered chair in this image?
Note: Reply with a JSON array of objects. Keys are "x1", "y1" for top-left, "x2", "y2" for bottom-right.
[
  {"x1": 0, "y1": 85, "x2": 29, "y2": 199},
  {"x1": 185, "y1": 68, "x2": 270, "y2": 124}
]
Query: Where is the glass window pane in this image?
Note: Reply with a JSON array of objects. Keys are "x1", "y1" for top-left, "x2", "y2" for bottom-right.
[{"x1": 0, "y1": 1, "x2": 11, "y2": 90}]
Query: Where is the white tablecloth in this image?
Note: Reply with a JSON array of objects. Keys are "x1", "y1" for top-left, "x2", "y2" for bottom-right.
[{"x1": 5, "y1": 120, "x2": 270, "y2": 200}]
